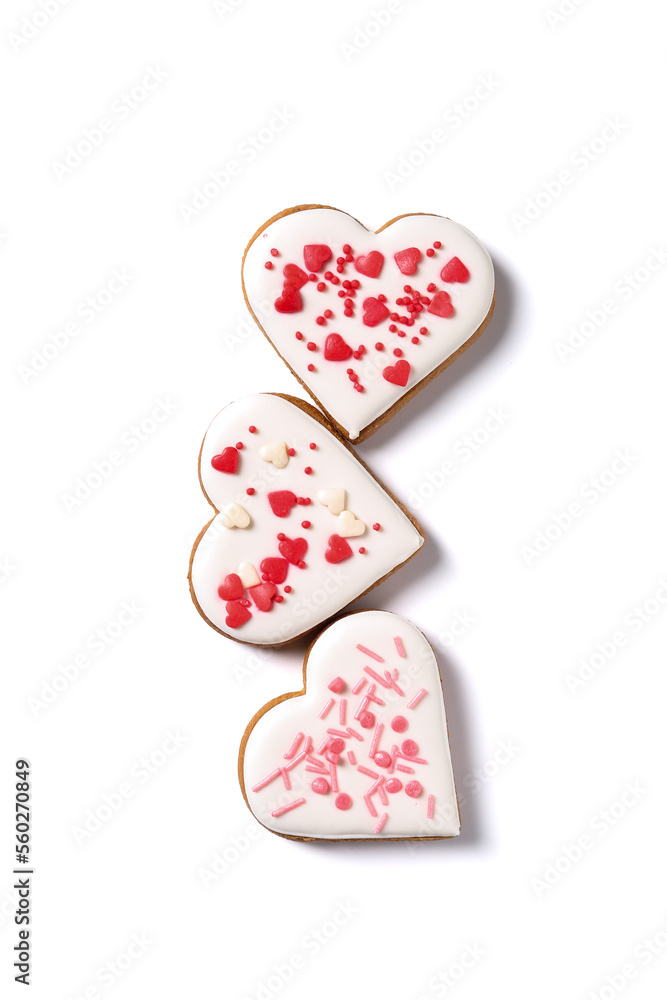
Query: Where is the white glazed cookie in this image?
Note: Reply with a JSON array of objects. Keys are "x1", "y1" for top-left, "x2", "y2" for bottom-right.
[
  {"x1": 242, "y1": 205, "x2": 495, "y2": 443},
  {"x1": 240, "y1": 610, "x2": 460, "y2": 840},
  {"x1": 189, "y1": 394, "x2": 424, "y2": 646}
]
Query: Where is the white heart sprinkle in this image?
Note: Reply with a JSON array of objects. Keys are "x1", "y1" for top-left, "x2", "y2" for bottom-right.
[
  {"x1": 338, "y1": 509, "x2": 366, "y2": 538},
  {"x1": 318, "y1": 488, "x2": 346, "y2": 516},
  {"x1": 260, "y1": 440, "x2": 289, "y2": 469},
  {"x1": 220, "y1": 502, "x2": 250, "y2": 529},
  {"x1": 237, "y1": 562, "x2": 260, "y2": 588}
]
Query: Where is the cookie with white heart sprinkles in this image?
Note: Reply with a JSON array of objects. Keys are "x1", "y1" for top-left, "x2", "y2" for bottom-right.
[
  {"x1": 242, "y1": 205, "x2": 495, "y2": 443},
  {"x1": 240, "y1": 610, "x2": 460, "y2": 840},
  {"x1": 188, "y1": 394, "x2": 424, "y2": 646}
]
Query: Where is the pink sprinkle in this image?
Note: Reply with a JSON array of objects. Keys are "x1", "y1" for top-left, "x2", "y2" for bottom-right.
[
  {"x1": 305, "y1": 765, "x2": 329, "y2": 774},
  {"x1": 377, "y1": 781, "x2": 389, "y2": 806},
  {"x1": 407, "y1": 688, "x2": 427, "y2": 709},
  {"x1": 351, "y1": 677, "x2": 367, "y2": 694},
  {"x1": 335, "y1": 792, "x2": 352, "y2": 811},
  {"x1": 365, "y1": 685, "x2": 385, "y2": 706},
  {"x1": 271, "y1": 798, "x2": 306, "y2": 818},
  {"x1": 326, "y1": 728, "x2": 348, "y2": 739},
  {"x1": 328, "y1": 676, "x2": 345, "y2": 694},
  {"x1": 303, "y1": 736, "x2": 313, "y2": 754},
  {"x1": 312, "y1": 777, "x2": 329, "y2": 794},
  {"x1": 369, "y1": 722, "x2": 384, "y2": 759},
  {"x1": 427, "y1": 794, "x2": 435, "y2": 819},
  {"x1": 345, "y1": 726, "x2": 363, "y2": 741},
  {"x1": 364, "y1": 665, "x2": 391, "y2": 688},
  {"x1": 251, "y1": 768, "x2": 281, "y2": 792},
  {"x1": 357, "y1": 644, "x2": 384, "y2": 662},
  {"x1": 307, "y1": 754, "x2": 325, "y2": 767},
  {"x1": 354, "y1": 696, "x2": 370, "y2": 720},
  {"x1": 393, "y1": 636, "x2": 406, "y2": 658},
  {"x1": 357, "y1": 765, "x2": 380, "y2": 779},
  {"x1": 388, "y1": 744, "x2": 399, "y2": 774},
  {"x1": 374, "y1": 812, "x2": 389, "y2": 834},
  {"x1": 367, "y1": 776, "x2": 384, "y2": 795},
  {"x1": 339, "y1": 698, "x2": 347, "y2": 725},
  {"x1": 284, "y1": 749, "x2": 309, "y2": 771},
  {"x1": 318, "y1": 698, "x2": 335, "y2": 719},
  {"x1": 347, "y1": 750, "x2": 357, "y2": 765},
  {"x1": 329, "y1": 760, "x2": 339, "y2": 793},
  {"x1": 363, "y1": 793, "x2": 378, "y2": 818},
  {"x1": 396, "y1": 764, "x2": 415, "y2": 774},
  {"x1": 281, "y1": 768, "x2": 291, "y2": 789},
  {"x1": 384, "y1": 669, "x2": 405, "y2": 696},
  {"x1": 316, "y1": 737, "x2": 329, "y2": 755},
  {"x1": 283, "y1": 732, "x2": 305, "y2": 760}
]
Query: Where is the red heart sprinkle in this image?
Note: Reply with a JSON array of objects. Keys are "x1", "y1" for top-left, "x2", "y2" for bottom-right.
[
  {"x1": 362, "y1": 297, "x2": 390, "y2": 327},
  {"x1": 354, "y1": 251, "x2": 384, "y2": 279},
  {"x1": 260, "y1": 557, "x2": 289, "y2": 584},
  {"x1": 325, "y1": 534, "x2": 353, "y2": 564},
  {"x1": 268, "y1": 490, "x2": 297, "y2": 517},
  {"x1": 283, "y1": 263, "x2": 309, "y2": 289},
  {"x1": 382, "y1": 359, "x2": 411, "y2": 387},
  {"x1": 274, "y1": 287, "x2": 302, "y2": 313},
  {"x1": 324, "y1": 333, "x2": 352, "y2": 361},
  {"x1": 225, "y1": 601, "x2": 252, "y2": 629},
  {"x1": 303, "y1": 244, "x2": 332, "y2": 273},
  {"x1": 278, "y1": 536, "x2": 308, "y2": 565},
  {"x1": 394, "y1": 247, "x2": 421, "y2": 275},
  {"x1": 248, "y1": 582, "x2": 277, "y2": 612},
  {"x1": 427, "y1": 291, "x2": 454, "y2": 318},
  {"x1": 217, "y1": 573, "x2": 244, "y2": 601},
  {"x1": 211, "y1": 446, "x2": 239, "y2": 474},
  {"x1": 440, "y1": 256, "x2": 470, "y2": 283}
]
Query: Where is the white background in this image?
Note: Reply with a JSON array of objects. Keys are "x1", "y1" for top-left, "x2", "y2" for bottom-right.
[{"x1": 2, "y1": 1, "x2": 666, "y2": 998}]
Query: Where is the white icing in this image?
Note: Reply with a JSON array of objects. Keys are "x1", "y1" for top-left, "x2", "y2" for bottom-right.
[
  {"x1": 242, "y1": 610, "x2": 460, "y2": 839},
  {"x1": 242, "y1": 208, "x2": 495, "y2": 441},
  {"x1": 190, "y1": 394, "x2": 423, "y2": 645}
]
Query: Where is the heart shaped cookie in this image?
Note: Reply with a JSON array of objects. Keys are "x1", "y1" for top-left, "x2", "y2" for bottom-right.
[
  {"x1": 239, "y1": 610, "x2": 460, "y2": 840},
  {"x1": 189, "y1": 394, "x2": 424, "y2": 646},
  {"x1": 242, "y1": 205, "x2": 495, "y2": 443}
]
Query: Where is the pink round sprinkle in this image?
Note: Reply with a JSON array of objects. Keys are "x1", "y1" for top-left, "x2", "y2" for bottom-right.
[
  {"x1": 270, "y1": 247, "x2": 279, "y2": 256},
  {"x1": 401, "y1": 739, "x2": 419, "y2": 757},
  {"x1": 391, "y1": 715, "x2": 408, "y2": 733},
  {"x1": 405, "y1": 780, "x2": 423, "y2": 798},
  {"x1": 359, "y1": 711, "x2": 375, "y2": 729},
  {"x1": 335, "y1": 792, "x2": 352, "y2": 810},
  {"x1": 325, "y1": 750, "x2": 340, "y2": 764},
  {"x1": 386, "y1": 778, "x2": 403, "y2": 794},
  {"x1": 328, "y1": 738, "x2": 345, "y2": 754},
  {"x1": 374, "y1": 751, "x2": 391, "y2": 768},
  {"x1": 312, "y1": 777, "x2": 329, "y2": 794}
]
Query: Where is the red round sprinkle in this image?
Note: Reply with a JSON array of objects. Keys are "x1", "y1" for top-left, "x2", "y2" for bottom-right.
[
  {"x1": 401, "y1": 739, "x2": 418, "y2": 757},
  {"x1": 317, "y1": 282, "x2": 326, "y2": 291},
  {"x1": 336, "y1": 265, "x2": 344, "y2": 273},
  {"x1": 330, "y1": 275, "x2": 340, "y2": 285},
  {"x1": 324, "y1": 309, "x2": 333, "y2": 319},
  {"x1": 377, "y1": 293, "x2": 387, "y2": 303},
  {"x1": 412, "y1": 337, "x2": 420, "y2": 345},
  {"x1": 236, "y1": 441, "x2": 244, "y2": 449},
  {"x1": 346, "y1": 367, "x2": 354, "y2": 374},
  {"x1": 372, "y1": 523, "x2": 381, "y2": 531},
  {"x1": 287, "y1": 447, "x2": 296, "y2": 456},
  {"x1": 352, "y1": 350, "x2": 361, "y2": 360},
  {"x1": 359, "y1": 711, "x2": 375, "y2": 729},
  {"x1": 358, "y1": 546, "x2": 366, "y2": 554},
  {"x1": 419, "y1": 326, "x2": 428, "y2": 334},
  {"x1": 307, "y1": 341, "x2": 317, "y2": 350},
  {"x1": 261, "y1": 573, "x2": 269, "y2": 582},
  {"x1": 301, "y1": 520, "x2": 311, "y2": 529},
  {"x1": 297, "y1": 560, "x2": 306, "y2": 569},
  {"x1": 426, "y1": 248, "x2": 435, "y2": 257},
  {"x1": 338, "y1": 290, "x2": 346, "y2": 298},
  {"x1": 344, "y1": 308, "x2": 353, "y2": 317},
  {"x1": 386, "y1": 778, "x2": 403, "y2": 794},
  {"x1": 374, "y1": 751, "x2": 391, "y2": 768},
  {"x1": 397, "y1": 330, "x2": 406, "y2": 338},
  {"x1": 344, "y1": 298, "x2": 353, "y2": 307},
  {"x1": 351, "y1": 280, "x2": 360, "y2": 289},
  {"x1": 274, "y1": 595, "x2": 284, "y2": 603},
  {"x1": 309, "y1": 442, "x2": 316, "y2": 450},
  {"x1": 316, "y1": 317, "x2": 325, "y2": 326},
  {"x1": 324, "y1": 271, "x2": 333, "y2": 280},
  {"x1": 304, "y1": 467, "x2": 312, "y2": 475},
  {"x1": 307, "y1": 363, "x2": 315, "y2": 371},
  {"x1": 270, "y1": 247, "x2": 279, "y2": 256},
  {"x1": 345, "y1": 253, "x2": 353, "y2": 262},
  {"x1": 246, "y1": 487, "x2": 255, "y2": 496},
  {"x1": 284, "y1": 585, "x2": 292, "y2": 593},
  {"x1": 403, "y1": 285, "x2": 412, "y2": 293},
  {"x1": 248, "y1": 425, "x2": 257, "y2": 433},
  {"x1": 295, "y1": 331, "x2": 303, "y2": 341},
  {"x1": 335, "y1": 792, "x2": 352, "y2": 810},
  {"x1": 427, "y1": 282, "x2": 436, "y2": 292},
  {"x1": 302, "y1": 497, "x2": 311, "y2": 505},
  {"x1": 329, "y1": 738, "x2": 346, "y2": 754},
  {"x1": 389, "y1": 324, "x2": 397, "y2": 333},
  {"x1": 277, "y1": 532, "x2": 286, "y2": 541},
  {"x1": 347, "y1": 289, "x2": 356, "y2": 298},
  {"x1": 342, "y1": 243, "x2": 352, "y2": 254},
  {"x1": 405, "y1": 780, "x2": 423, "y2": 798},
  {"x1": 354, "y1": 383, "x2": 364, "y2": 392},
  {"x1": 375, "y1": 342, "x2": 384, "y2": 351},
  {"x1": 308, "y1": 273, "x2": 317, "y2": 281},
  {"x1": 433, "y1": 240, "x2": 441, "y2": 249},
  {"x1": 312, "y1": 777, "x2": 329, "y2": 794},
  {"x1": 391, "y1": 715, "x2": 408, "y2": 733},
  {"x1": 264, "y1": 261, "x2": 273, "y2": 269},
  {"x1": 393, "y1": 348, "x2": 403, "y2": 358}
]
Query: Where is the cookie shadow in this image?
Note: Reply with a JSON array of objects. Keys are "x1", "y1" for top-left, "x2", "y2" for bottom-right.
[
  {"x1": 352, "y1": 529, "x2": 448, "y2": 611},
  {"x1": 359, "y1": 253, "x2": 517, "y2": 454}
]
